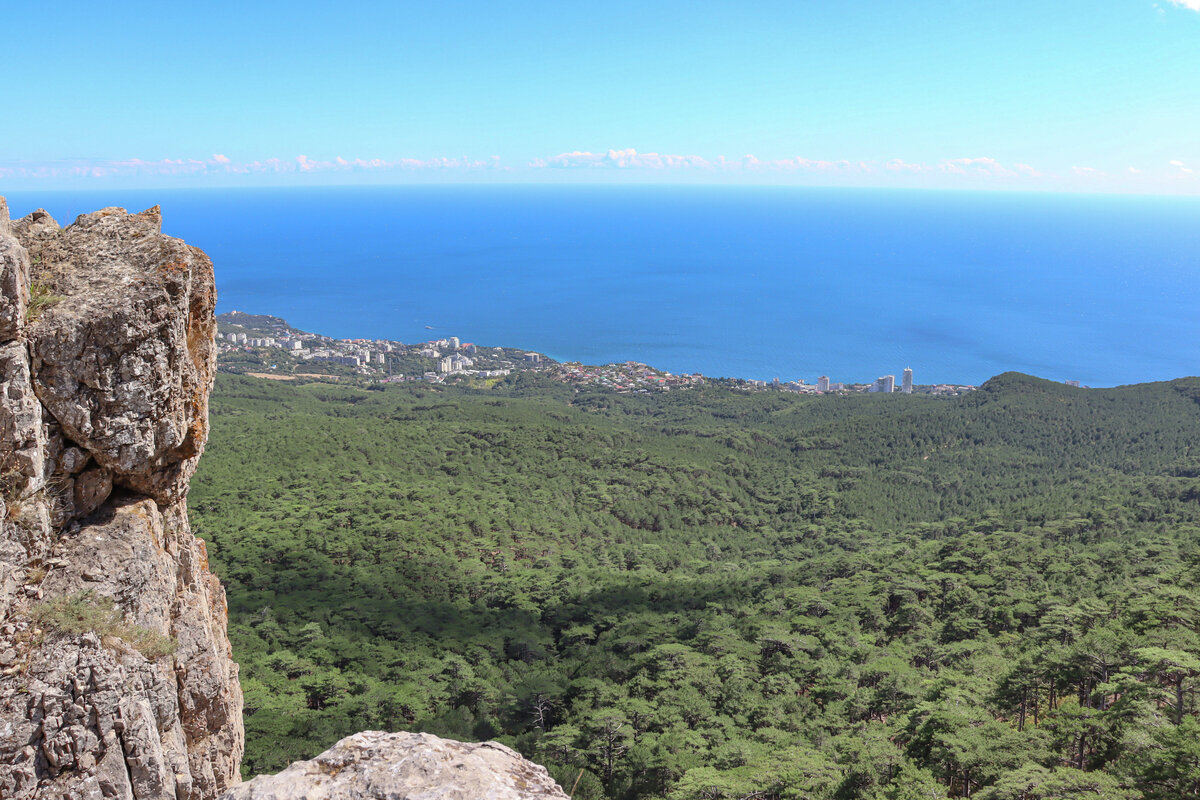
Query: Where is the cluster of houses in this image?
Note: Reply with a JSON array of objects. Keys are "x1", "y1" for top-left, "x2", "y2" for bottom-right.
[
  {"x1": 215, "y1": 314, "x2": 979, "y2": 395},
  {"x1": 731, "y1": 376, "x2": 975, "y2": 396},
  {"x1": 218, "y1": 332, "x2": 303, "y2": 351},
  {"x1": 217, "y1": 316, "x2": 535, "y2": 382},
  {"x1": 551, "y1": 362, "x2": 705, "y2": 392}
]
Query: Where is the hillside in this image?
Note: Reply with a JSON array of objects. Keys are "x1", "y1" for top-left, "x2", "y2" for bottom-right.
[{"x1": 190, "y1": 372, "x2": 1200, "y2": 800}]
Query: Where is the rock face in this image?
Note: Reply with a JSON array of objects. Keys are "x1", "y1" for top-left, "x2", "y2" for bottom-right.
[
  {"x1": 0, "y1": 199, "x2": 243, "y2": 799},
  {"x1": 0, "y1": 196, "x2": 564, "y2": 800},
  {"x1": 221, "y1": 731, "x2": 571, "y2": 800}
]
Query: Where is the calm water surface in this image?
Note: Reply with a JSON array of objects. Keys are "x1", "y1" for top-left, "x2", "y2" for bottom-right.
[{"x1": 7, "y1": 185, "x2": 1199, "y2": 386}]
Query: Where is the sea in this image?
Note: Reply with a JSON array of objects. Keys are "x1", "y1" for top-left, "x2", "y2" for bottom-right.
[{"x1": 4, "y1": 185, "x2": 1199, "y2": 387}]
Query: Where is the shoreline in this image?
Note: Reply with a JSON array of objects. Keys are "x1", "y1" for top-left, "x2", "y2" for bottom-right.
[{"x1": 216, "y1": 310, "x2": 986, "y2": 395}]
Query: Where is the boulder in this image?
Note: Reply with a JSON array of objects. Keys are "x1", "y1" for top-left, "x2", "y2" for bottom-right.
[{"x1": 222, "y1": 731, "x2": 570, "y2": 800}]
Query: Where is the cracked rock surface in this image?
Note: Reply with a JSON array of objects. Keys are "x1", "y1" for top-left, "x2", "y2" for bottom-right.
[
  {"x1": 221, "y1": 731, "x2": 571, "y2": 800},
  {"x1": 0, "y1": 198, "x2": 243, "y2": 800}
]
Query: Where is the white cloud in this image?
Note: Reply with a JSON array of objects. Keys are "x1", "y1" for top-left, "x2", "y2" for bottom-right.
[
  {"x1": 884, "y1": 158, "x2": 924, "y2": 173},
  {"x1": 0, "y1": 153, "x2": 507, "y2": 179},
  {"x1": 535, "y1": 149, "x2": 888, "y2": 174},
  {"x1": 535, "y1": 148, "x2": 713, "y2": 169},
  {"x1": 5, "y1": 150, "x2": 1184, "y2": 191},
  {"x1": 745, "y1": 156, "x2": 873, "y2": 173},
  {"x1": 1167, "y1": 0, "x2": 1200, "y2": 10},
  {"x1": 938, "y1": 157, "x2": 1017, "y2": 177}
]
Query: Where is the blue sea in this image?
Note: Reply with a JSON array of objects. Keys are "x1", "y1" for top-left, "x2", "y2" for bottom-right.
[{"x1": 5, "y1": 185, "x2": 1199, "y2": 387}]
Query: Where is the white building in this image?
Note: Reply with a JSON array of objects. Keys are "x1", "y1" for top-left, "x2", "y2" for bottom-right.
[
  {"x1": 448, "y1": 337, "x2": 460, "y2": 350},
  {"x1": 439, "y1": 354, "x2": 474, "y2": 373},
  {"x1": 817, "y1": 376, "x2": 830, "y2": 392},
  {"x1": 872, "y1": 375, "x2": 895, "y2": 393},
  {"x1": 902, "y1": 368, "x2": 913, "y2": 394}
]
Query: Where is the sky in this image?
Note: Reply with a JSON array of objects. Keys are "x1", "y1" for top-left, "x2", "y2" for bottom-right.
[{"x1": 3, "y1": 0, "x2": 1200, "y2": 193}]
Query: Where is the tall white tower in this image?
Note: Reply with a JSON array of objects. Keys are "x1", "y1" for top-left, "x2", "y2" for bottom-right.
[
  {"x1": 817, "y1": 375, "x2": 830, "y2": 392},
  {"x1": 902, "y1": 368, "x2": 913, "y2": 394}
]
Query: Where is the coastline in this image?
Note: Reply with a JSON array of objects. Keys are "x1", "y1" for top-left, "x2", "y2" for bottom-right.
[{"x1": 216, "y1": 310, "x2": 982, "y2": 395}]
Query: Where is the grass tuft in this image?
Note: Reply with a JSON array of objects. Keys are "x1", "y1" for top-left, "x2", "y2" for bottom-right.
[
  {"x1": 27, "y1": 282, "x2": 64, "y2": 321},
  {"x1": 32, "y1": 591, "x2": 177, "y2": 659}
]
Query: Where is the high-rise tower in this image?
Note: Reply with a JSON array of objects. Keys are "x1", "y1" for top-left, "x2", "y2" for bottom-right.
[{"x1": 902, "y1": 367, "x2": 913, "y2": 394}]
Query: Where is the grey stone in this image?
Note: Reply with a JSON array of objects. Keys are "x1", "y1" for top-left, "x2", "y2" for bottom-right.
[
  {"x1": 9, "y1": 209, "x2": 60, "y2": 242},
  {"x1": 0, "y1": 232, "x2": 29, "y2": 342},
  {"x1": 59, "y1": 446, "x2": 90, "y2": 474},
  {"x1": 71, "y1": 466, "x2": 112, "y2": 519},
  {"x1": 0, "y1": 341, "x2": 44, "y2": 496},
  {"x1": 223, "y1": 731, "x2": 571, "y2": 800},
  {"x1": 0, "y1": 196, "x2": 243, "y2": 800},
  {"x1": 14, "y1": 204, "x2": 217, "y2": 505}
]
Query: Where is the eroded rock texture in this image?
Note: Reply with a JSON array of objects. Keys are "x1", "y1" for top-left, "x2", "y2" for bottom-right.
[
  {"x1": 0, "y1": 199, "x2": 243, "y2": 800},
  {"x1": 221, "y1": 731, "x2": 571, "y2": 800}
]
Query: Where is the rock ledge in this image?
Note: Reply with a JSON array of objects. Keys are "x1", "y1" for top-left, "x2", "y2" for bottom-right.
[{"x1": 221, "y1": 732, "x2": 570, "y2": 800}]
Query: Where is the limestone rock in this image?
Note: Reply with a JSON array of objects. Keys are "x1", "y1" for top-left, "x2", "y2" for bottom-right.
[
  {"x1": 0, "y1": 341, "x2": 45, "y2": 495},
  {"x1": 222, "y1": 731, "x2": 570, "y2": 800},
  {"x1": 0, "y1": 340, "x2": 50, "y2": 616},
  {"x1": 0, "y1": 196, "x2": 242, "y2": 799},
  {"x1": 0, "y1": 226, "x2": 29, "y2": 341},
  {"x1": 9, "y1": 209, "x2": 60, "y2": 245},
  {"x1": 14, "y1": 205, "x2": 217, "y2": 505}
]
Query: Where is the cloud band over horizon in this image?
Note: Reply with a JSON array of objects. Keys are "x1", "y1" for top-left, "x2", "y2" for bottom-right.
[{"x1": 1, "y1": 150, "x2": 1196, "y2": 193}]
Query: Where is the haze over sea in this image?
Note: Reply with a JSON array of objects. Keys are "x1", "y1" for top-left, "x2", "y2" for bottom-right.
[{"x1": 7, "y1": 185, "x2": 1199, "y2": 387}]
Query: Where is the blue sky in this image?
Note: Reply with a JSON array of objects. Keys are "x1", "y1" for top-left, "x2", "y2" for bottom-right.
[{"x1": 4, "y1": 0, "x2": 1200, "y2": 192}]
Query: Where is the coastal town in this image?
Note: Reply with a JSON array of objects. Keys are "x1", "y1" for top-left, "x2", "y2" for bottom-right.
[{"x1": 216, "y1": 311, "x2": 980, "y2": 395}]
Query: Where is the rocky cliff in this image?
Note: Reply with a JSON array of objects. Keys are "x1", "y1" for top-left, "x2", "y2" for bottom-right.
[
  {"x1": 0, "y1": 197, "x2": 244, "y2": 799},
  {"x1": 0, "y1": 196, "x2": 569, "y2": 800}
]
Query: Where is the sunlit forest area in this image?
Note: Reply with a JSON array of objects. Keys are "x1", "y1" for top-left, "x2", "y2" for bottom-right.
[{"x1": 190, "y1": 372, "x2": 1200, "y2": 800}]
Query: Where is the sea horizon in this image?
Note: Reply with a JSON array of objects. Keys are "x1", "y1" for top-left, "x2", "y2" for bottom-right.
[{"x1": 5, "y1": 184, "x2": 1199, "y2": 387}]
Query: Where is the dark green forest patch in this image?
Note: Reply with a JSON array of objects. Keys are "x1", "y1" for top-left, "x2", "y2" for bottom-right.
[{"x1": 191, "y1": 374, "x2": 1200, "y2": 799}]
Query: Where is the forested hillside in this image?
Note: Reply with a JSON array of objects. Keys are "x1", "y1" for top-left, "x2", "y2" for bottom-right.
[{"x1": 190, "y1": 373, "x2": 1200, "y2": 800}]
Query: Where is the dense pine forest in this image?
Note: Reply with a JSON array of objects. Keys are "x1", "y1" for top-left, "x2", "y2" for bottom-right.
[{"x1": 189, "y1": 372, "x2": 1200, "y2": 800}]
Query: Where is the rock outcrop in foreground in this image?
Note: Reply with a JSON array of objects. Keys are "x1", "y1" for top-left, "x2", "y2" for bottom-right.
[
  {"x1": 0, "y1": 196, "x2": 569, "y2": 800},
  {"x1": 221, "y1": 732, "x2": 570, "y2": 800},
  {"x1": 0, "y1": 198, "x2": 243, "y2": 799}
]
